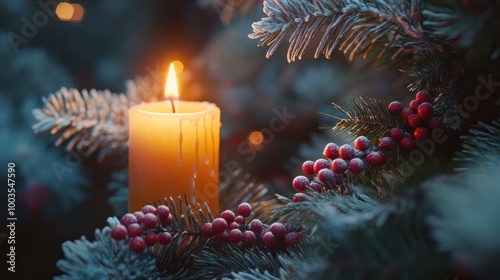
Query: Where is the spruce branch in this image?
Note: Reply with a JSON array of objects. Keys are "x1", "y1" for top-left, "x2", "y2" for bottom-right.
[
  {"x1": 327, "y1": 97, "x2": 406, "y2": 142},
  {"x1": 454, "y1": 119, "x2": 500, "y2": 170},
  {"x1": 427, "y1": 163, "x2": 500, "y2": 269},
  {"x1": 249, "y1": 0, "x2": 430, "y2": 64},
  {"x1": 32, "y1": 77, "x2": 162, "y2": 160},
  {"x1": 399, "y1": 44, "x2": 465, "y2": 93},
  {"x1": 55, "y1": 217, "x2": 161, "y2": 280},
  {"x1": 32, "y1": 87, "x2": 129, "y2": 160},
  {"x1": 154, "y1": 196, "x2": 213, "y2": 277},
  {"x1": 290, "y1": 187, "x2": 446, "y2": 279},
  {"x1": 190, "y1": 244, "x2": 301, "y2": 279}
]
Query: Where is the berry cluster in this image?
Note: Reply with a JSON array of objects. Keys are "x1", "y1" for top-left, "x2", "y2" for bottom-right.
[
  {"x1": 291, "y1": 90, "x2": 441, "y2": 197},
  {"x1": 111, "y1": 202, "x2": 302, "y2": 253},
  {"x1": 292, "y1": 137, "x2": 387, "y2": 197},
  {"x1": 387, "y1": 90, "x2": 441, "y2": 151},
  {"x1": 111, "y1": 205, "x2": 173, "y2": 253},
  {"x1": 202, "y1": 203, "x2": 302, "y2": 252}
]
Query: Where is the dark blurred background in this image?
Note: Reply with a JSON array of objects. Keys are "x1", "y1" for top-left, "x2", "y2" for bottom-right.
[{"x1": 0, "y1": 1, "x2": 404, "y2": 278}]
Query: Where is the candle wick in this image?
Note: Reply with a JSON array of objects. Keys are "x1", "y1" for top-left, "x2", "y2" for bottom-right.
[{"x1": 169, "y1": 96, "x2": 176, "y2": 113}]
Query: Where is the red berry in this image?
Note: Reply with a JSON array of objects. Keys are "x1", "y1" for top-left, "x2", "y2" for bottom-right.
[
  {"x1": 414, "y1": 127, "x2": 429, "y2": 141},
  {"x1": 309, "y1": 182, "x2": 323, "y2": 192},
  {"x1": 141, "y1": 205, "x2": 157, "y2": 215},
  {"x1": 120, "y1": 213, "x2": 137, "y2": 227},
  {"x1": 313, "y1": 159, "x2": 330, "y2": 174},
  {"x1": 378, "y1": 137, "x2": 394, "y2": 151},
  {"x1": 339, "y1": 144, "x2": 355, "y2": 160},
  {"x1": 323, "y1": 143, "x2": 339, "y2": 160},
  {"x1": 389, "y1": 128, "x2": 404, "y2": 141},
  {"x1": 301, "y1": 160, "x2": 315, "y2": 175},
  {"x1": 293, "y1": 193, "x2": 307, "y2": 202},
  {"x1": 221, "y1": 210, "x2": 236, "y2": 224},
  {"x1": 133, "y1": 211, "x2": 144, "y2": 224},
  {"x1": 229, "y1": 229, "x2": 243, "y2": 243},
  {"x1": 317, "y1": 169, "x2": 334, "y2": 183},
  {"x1": 284, "y1": 232, "x2": 302, "y2": 247},
  {"x1": 161, "y1": 214, "x2": 173, "y2": 226},
  {"x1": 157, "y1": 205, "x2": 170, "y2": 220},
  {"x1": 400, "y1": 136, "x2": 415, "y2": 151},
  {"x1": 249, "y1": 219, "x2": 263, "y2": 233},
  {"x1": 127, "y1": 223, "x2": 143, "y2": 237},
  {"x1": 429, "y1": 117, "x2": 442, "y2": 130},
  {"x1": 415, "y1": 90, "x2": 432, "y2": 103},
  {"x1": 111, "y1": 224, "x2": 128, "y2": 240},
  {"x1": 217, "y1": 231, "x2": 229, "y2": 243},
  {"x1": 348, "y1": 158, "x2": 364, "y2": 174},
  {"x1": 130, "y1": 236, "x2": 147, "y2": 253},
  {"x1": 141, "y1": 205, "x2": 156, "y2": 215},
  {"x1": 366, "y1": 151, "x2": 386, "y2": 167},
  {"x1": 202, "y1": 223, "x2": 214, "y2": 237},
  {"x1": 145, "y1": 232, "x2": 159, "y2": 246},
  {"x1": 402, "y1": 108, "x2": 413, "y2": 119},
  {"x1": 407, "y1": 114, "x2": 422, "y2": 128},
  {"x1": 143, "y1": 213, "x2": 158, "y2": 229},
  {"x1": 212, "y1": 218, "x2": 228, "y2": 234},
  {"x1": 229, "y1": 222, "x2": 239, "y2": 230},
  {"x1": 235, "y1": 215, "x2": 245, "y2": 224},
  {"x1": 238, "y1": 203, "x2": 252, "y2": 218},
  {"x1": 158, "y1": 232, "x2": 172, "y2": 245},
  {"x1": 409, "y1": 99, "x2": 420, "y2": 112},
  {"x1": 263, "y1": 232, "x2": 277, "y2": 250},
  {"x1": 270, "y1": 223, "x2": 287, "y2": 238},
  {"x1": 417, "y1": 102, "x2": 434, "y2": 120},
  {"x1": 354, "y1": 136, "x2": 370, "y2": 151},
  {"x1": 242, "y1": 230, "x2": 257, "y2": 246},
  {"x1": 331, "y1": 158, "x2": 348, "y2": 173},
  {"x1": 292, "y1": 176, "x2": 309, "y2": 192},
  {"x1": 388, "y1": 101, "x2": 404, "y2": 115}
]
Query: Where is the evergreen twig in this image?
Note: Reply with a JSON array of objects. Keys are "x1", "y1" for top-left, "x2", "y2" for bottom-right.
[
  {"x1": 55, "y1": 217, "x2": 161, "y2": 280},
  {"x1": 328, "y1": 97, "x2": 406, "y2": 142},
  {"x1": 454, "y1": 119, "x2": 500, "y2": 170},
  {"x1": 32, "y1": 87, "x2": 129, "y2": 160},
  {"x1": 249, "y1": 0, "x2": 430, "y2": 64}
]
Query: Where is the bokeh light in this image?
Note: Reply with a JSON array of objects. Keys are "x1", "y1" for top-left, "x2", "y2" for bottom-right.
[
  {"x1": 55, "y1": 2, "x2": 74, "y2": 21},
  {"x1": 248, "y1": 131, "x2": 264, "y2": 146}
]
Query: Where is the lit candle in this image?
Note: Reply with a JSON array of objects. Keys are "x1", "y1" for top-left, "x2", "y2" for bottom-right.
[{"x1": 128, "y1": 62, "x2": 220, "y2": 215}]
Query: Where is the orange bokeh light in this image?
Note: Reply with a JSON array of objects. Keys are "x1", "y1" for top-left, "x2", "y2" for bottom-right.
[{"x1": 248, "y1": 131, "x2": 264, "y2": 146}]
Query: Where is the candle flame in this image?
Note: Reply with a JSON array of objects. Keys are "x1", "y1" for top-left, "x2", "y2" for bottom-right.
[{"x1": 165, "y1": 62, "x2": 179, "y2": 99}]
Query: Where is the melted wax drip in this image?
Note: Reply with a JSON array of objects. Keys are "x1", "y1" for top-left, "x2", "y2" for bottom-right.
[
  {"x1": 189, "y1": 178, "x2": 196, "y2": 204},
  {"x1": 210, "y1": 114, "x2": 216, "y2": 177},
  {"x1": 203, "y1": 117, "x2": 209, "y2": 165},
  {"x1": 193, "y1": 119, "x2": 199, "y2": 179},
  {"x1": 178, "y1": 118, "x2": 183, "y2": 167}
]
